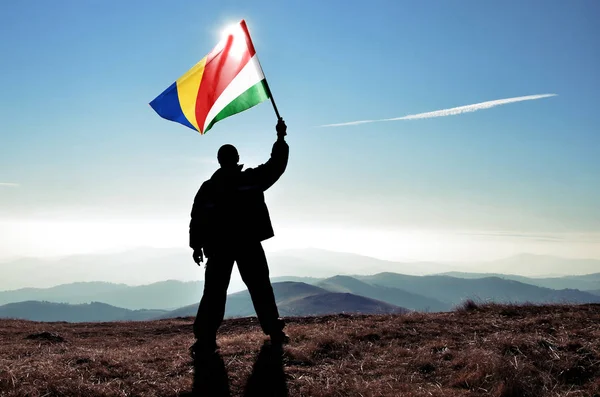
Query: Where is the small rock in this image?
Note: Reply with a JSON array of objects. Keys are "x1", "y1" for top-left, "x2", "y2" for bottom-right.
[{"x1": 25, "y1": 331, "x2": 65, "y2": 343}]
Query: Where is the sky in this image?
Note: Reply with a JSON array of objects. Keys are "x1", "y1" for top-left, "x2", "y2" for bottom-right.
[{"x1": 1, "y1": 0, "x2": 600, "y2": 266}]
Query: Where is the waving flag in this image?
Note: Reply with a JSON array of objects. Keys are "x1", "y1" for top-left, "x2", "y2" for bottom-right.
[{"x1": 150, "y1": 20, "x2": 271, "y2": 134}]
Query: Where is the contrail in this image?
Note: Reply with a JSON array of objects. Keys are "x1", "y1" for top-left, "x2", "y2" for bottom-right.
[
  {"x1": 0, "y1": 183, "x2": 19, "y2": 187},
  {"x1": 320, "y1": 94, "x2": 557, "y2": 127}
]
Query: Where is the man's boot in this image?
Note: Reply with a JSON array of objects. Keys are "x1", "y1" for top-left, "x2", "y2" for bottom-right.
[{"x1": 190, "y1": 338, "x2": 218, "y2": 360}]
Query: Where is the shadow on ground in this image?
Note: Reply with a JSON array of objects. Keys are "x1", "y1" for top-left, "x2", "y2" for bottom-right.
[
  {"x1": 244, "y1": 342, "x2": 288, "y2": 397},
  {"x1": 181, "y1": 341, "x2": 288, "y2": 397}
]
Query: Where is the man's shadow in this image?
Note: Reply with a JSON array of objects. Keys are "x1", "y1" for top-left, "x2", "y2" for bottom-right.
[
  {"x1": 187, "y1": 350, "x2": 231, "y2": 397},
  {"x1": 184, "y1": 341, "x2": 288, "y2": 397},
  {"x1": 244, "y1": 341, "x2": 288, "y2": 397}
]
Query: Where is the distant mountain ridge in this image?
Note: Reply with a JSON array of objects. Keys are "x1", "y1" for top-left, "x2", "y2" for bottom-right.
[
  {"x1": 278, "y1": 292, "x2": 407, "y2": 316},
  {"x1": 0, "y1": 301, "x2": 166, "y2": 322},
  {"x1": 355, "y1": 273, "x2": 600, "y2": 306},
  {"x1": 439, "y1": 272, "x2": 600, "y2": 291},
  {"x1": 317, "y1": 275, "x2": 450, "y2": 312},
  {"x1": 0, "y1": 280, "x2": 203, "y2": 310}
]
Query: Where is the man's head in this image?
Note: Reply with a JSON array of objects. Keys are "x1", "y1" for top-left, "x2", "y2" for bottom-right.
[{"x1": 217, "y1": 144, "x2": 239, "y2": 168}]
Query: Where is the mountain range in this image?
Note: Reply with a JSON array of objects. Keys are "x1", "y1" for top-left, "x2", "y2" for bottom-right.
[
  {"x1": 0, "y1": 280, "x2": 203, "y2": 310},
  {"x1": 440, "y1": 271, "x2": 600, "y2": 292},
  {"x1": 1, "y1": 249, "x2": 599, "y2": 322},
  {"x1": 1, "y1": 270, "x2": 599, "y2": 322},
  {"x1": 0, "y1": 281, "x2": 407, "y2": 322},
  {"x1": 160, "y1": 281, "x2": 407, "y2": 320},
  {"x1": 0, "y1": 301, "x2": 165, "y2": 322},
  {"x1": 316, "y1": 275, "x2": 450, "y2": 311},
  {"x1": 354, "y1": 273, "x2": 600, "y2": 306}
]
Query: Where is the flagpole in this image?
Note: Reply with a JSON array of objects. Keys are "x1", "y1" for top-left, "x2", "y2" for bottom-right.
[{"x1": 263, "y1": 79, "x2": 281, "y2": 120}]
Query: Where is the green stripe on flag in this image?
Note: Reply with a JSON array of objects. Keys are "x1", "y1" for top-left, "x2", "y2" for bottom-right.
[{"x1": 204, "y1": 80, "x2": 270, "y2": 134}]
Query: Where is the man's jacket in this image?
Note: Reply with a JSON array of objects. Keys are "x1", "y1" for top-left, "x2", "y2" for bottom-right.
[{"x1": 189, "y1": 139, "x2": 289, "y2": 253}]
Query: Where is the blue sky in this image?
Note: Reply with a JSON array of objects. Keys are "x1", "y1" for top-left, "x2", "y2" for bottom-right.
[{"x1": 1, "y1": 0, "x2": 599, "y2": 262}]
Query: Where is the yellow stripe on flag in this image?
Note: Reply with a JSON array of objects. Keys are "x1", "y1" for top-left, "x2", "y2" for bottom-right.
[{"x1": 176, "y1": 57, "x2": 207, "y2": 132}]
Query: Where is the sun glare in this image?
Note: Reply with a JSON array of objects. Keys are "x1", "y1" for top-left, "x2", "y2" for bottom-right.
[
  {"x1": 215, "y1": 21, "x2": 250, "y2": 60},
  {"x1": 219, "y1": 23, "x2": 239, "y2": 42}
]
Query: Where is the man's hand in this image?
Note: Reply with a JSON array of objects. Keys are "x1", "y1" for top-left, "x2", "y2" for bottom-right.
[
  {"x1": 276, "y1": 118, "x2": 287, "y2": 139},
  {"x1": 192, "y1": 249, "x2": 204, "y2": 266}
]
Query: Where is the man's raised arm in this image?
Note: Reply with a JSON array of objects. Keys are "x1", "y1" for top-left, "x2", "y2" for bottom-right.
[{"x1": 248, "y1": 119, "x2": 289, "y2": 191}]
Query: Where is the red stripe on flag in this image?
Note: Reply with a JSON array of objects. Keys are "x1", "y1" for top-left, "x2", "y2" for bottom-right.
[
  {"x1": 239, "y1": 20, "x2": 257, "y2": 56},
  {"x1": 195, "y1": 21, "x2": 256, "y2": 133}
]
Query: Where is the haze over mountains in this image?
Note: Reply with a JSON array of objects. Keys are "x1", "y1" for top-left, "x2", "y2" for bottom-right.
[{"x1": 2, "y1": 248, "x2": 600, "y2": 291}]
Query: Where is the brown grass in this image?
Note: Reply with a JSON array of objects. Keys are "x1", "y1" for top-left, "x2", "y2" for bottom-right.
[{"x1": 1, "y1": 303, "x2": 599, "y2": 396}]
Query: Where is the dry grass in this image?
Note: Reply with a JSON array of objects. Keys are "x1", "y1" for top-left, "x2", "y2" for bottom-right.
[{"x1": 1, "y1": 304, "x2": 599, "y2": 396}]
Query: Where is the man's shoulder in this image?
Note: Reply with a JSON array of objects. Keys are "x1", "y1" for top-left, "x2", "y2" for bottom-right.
[
  {"x1": 198, "y1": 179, "x2": 211, "y2": 189},
  {"x1": 196, "y1": 179, "x2": 214, "y2": 196}
]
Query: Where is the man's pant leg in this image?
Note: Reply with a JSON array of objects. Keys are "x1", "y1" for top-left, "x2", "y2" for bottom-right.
[
  {"x1": 236, "y1": 242, "x2": 284, "y2": 335},
  {"x1": 193, "y1": 253, "x2": 235, "y2": 341}
]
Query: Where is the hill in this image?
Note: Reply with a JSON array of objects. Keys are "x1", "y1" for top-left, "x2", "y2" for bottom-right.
[
  {"x1": 270, "y1": 275, "x2": 324, "y2": 284},
  {"x1": 158, "y1": 282, "x2": 406, "y2": 319},
  {"x1": 356, "y1": 273, "x2": 600, "y2": 306},
  {"x1": 440, "y1": 271, "x2": 600, "y2": 291},
  {"x1": 0, "y1": 282, "x2": 129, "y2": 306},
  {"x1": 317, "y1": 275, "x2": 450, "y2": 311},
  {"x1": 0, "y1": 301, "x2": 165, "y2": 322},
  {"x1": 0, "y1": 303, "x2": 598, "y2": 396},
  {"x1": 277, "y1": 292, "x2": 407, "y2": 316},
  {"x1": 0, "y1": 280, "x2": 204, "y2": 310},
  {"x1": 224, "y1": 282, "x2": 333, "y2": 318},
  {"x1": 567, "y1": 273, "x2": 600, "y2": 281}
]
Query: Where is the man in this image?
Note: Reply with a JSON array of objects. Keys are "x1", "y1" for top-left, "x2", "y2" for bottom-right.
[{"x1": 189, "y1": 119, "x2": 289, "y2": 356}]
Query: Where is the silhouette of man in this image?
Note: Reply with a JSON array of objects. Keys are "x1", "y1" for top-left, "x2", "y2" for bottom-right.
[{"x1": 189, "y1": 119, "x2": 289, "y2": 356}]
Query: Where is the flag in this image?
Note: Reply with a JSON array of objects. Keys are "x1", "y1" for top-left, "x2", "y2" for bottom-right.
[{"x1": 150, "y1": 20, "x2": 270, "y2": 134}]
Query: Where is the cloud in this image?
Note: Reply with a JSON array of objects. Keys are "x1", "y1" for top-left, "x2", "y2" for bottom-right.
[
  {"x1": 0, "y1": 183, "x2": 19, "y2": 187},
  {"x1": 320, "y1": 94, "x2": 557, "y2": 127}
]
